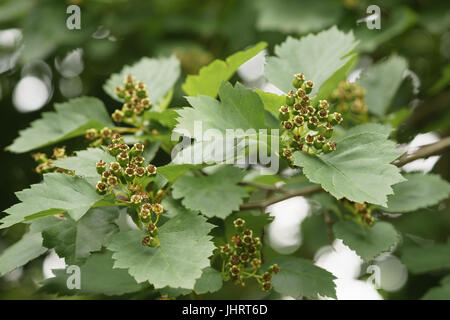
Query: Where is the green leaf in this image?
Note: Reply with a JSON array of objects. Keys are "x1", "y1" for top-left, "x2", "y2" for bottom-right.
[
  {"x1": 254, "y1": 0, "x2": 342, "y2": 35},
  {"x1": 1, "y1": 173, "x2": 101, "y2": 229},
  {"x1": 422, "y1": 276, "x2": 450, "y2": 300},
  {"x1": 0, "y1": 232, "x2": 47, "y2": 276},
  {"x1": 194, "y1": 267, "x2": 223, "y2": 295},
  {"x1": 383, "y1": 173, "x2": 450, "y2": 213},
  {"x1": 174, "y1": 82, "x2": 275, "y2": 164},
  {"x1": 255, "y1": 89, "x2": 285, "y2": 115},
  {"x1": 268, "y1": 256, "x2": 337, "y2": 299},
  {"x1": 172, "y1": 166, "x2": 247, "y2": 219},
  {"x1": 103, "y1": 56, "x2": 180, "y2": 109},
  {"x1": 108, "y1": 211, "x2": 215, "y2": 289},
  {"x1": 161, "y1": 196, "x2": 198, "y2": 218},
  {"x1": 401, "y1": 240, "x2": 450, "y2": 274},
  {"x1": 6, "y1": 97, "x2": 113, "y2": 153},
  {"x1": 53, "y1": 148, "x2": 115, "y2": 183},
  {"x1": 144, "y1": 108, "x2": 181, "y2": 128},
  {"x1": 158, "y1": 163, "x2": 204, "y2": 183},
  {"x1": 39, "y1": 251, "x2": 143, "y2": 296},
  {"x1": 358, "y1": 55, "x2": 408, "y2": 117},
  {"x1": 41, "y1": 207, "x2": 119, "y2": 264},
  {"x1": 333, "y1": 220, "x2": 400, "y2": 261},
  {"x1": 265, "y1": 26, "x2": 358, "y2": 96},
  {"x1": 182, "y1": 42, "x2": 267, "y2": 98},
  {"x1": 293, "y1": 124, "x2": 405, "y2": 206},
  {"x1": 176, "y1": 82, "x2": 268, "y2": 135}
]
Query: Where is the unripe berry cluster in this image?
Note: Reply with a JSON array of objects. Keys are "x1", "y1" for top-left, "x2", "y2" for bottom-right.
[
  {"x1": 279, "y1": 73, "x2": 343, "y2": 164},
  {"x1": 339, "y1": 199, "x2": 375, "y2": 227},
  {"x1": 32, "y1": 147, "x2": 72, "y2": 175},
  {"x1": 220, "y1": 218, "x2": 279, "y2": 291},
  {"x1": 94, "y1": 133, "x2": 163, "y2": 246},
  {"x1": 85, "y1": 127, "x2": 114, "y2": 146},
  {"x1": 329, "y1": 81, "x2": 368, "y2": 125},
  {"x1": 111, "y1": 74, "x2": 152, "y2": 123}
]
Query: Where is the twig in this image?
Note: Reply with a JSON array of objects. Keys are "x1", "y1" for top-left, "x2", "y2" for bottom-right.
[
  {"x1": 393, "y1": 136, "x2": 450, "y2": 167},
  {"x1": 238, "y1": 181, "x2": 289, "y2": 194},
  {"x1": 240, "y1": 136, "x2": 450, "y2": 210},
  {"x1": 239, "y1": 185, "x2": 322, "y2": 210}
]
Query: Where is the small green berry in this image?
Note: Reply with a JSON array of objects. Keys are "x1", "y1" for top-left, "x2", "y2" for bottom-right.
[
  {"x1": 96, "y1": 181, "x2": 108, "y2": 194},
  {"x1": 307, "y1": 116, "x2": 319, "y2": 130},
  {"x1": 303, "y1": 80, "x2": 314, "y2": 94},
  {"x1": 100, "y1": 127, "x2": 112, "y2": 139},
  {"x1": 152, "y1": 203, "x2": 164, "y2": 215},
  {"x1": 231, "y1": 265, "x2": 240, "y2": 275},
  {"x1": 85, "y1": 128, "x2": 97, "y2": 140},
  {"x1": 111, "y1": 133, "x2": 122, "y2": 144},
  {"x1": 305, "y1": 133, "x2": 315, "y2": 146},
  {"x1": 135, "y1": 166, "x2": 146, "y2": 177},
  {"x1": 283, "y1": 121, "x2": 294, "y2": 131},
  {"x1": 146, "y1": 164, "x2": 157, "y2": 176},
  {"x1": 296, "y1": 88, "x2": 306, "y2": 98},
  {"x1": 285, "y1": 91, "x2": 296, "y2": 106},
  {"x1": 322, "y1": 141, "x2": 336, "y2": 154},
  {"x1": 278, "y1": 105, "x2": 290, "y2": 121},
  {"x1": 269, "y1": 264, "x2": 280, "y2": 274},
  {"x1": 314, "y1": 135, "x2": 326, "y2": 150},
  {"x1": 117, "y1": 151, "x2": 129, "y2": 167},
  {"x1": 109, "y1": 162, "x2": 121, "y2": 175},
  {"x1": 130, "y1": 194, "x2": 142, "y2": 204},
  {"x1": 262, "y1": 272, "x2": 272, "y2": 281},
  {"x1": 107, "y1": 176, "x2": 118, "y2": 187},
  {"x1": 96, "y1": 160, "x2": 107, "y2": 174},
  {"x1": 262, "y1": 281, "x2": 272, "y2": 292},
  {"x1": 292, "y1": 73, "x2": 306, "y2": 88},
  {"x1": 318, "y1": 100, "x2": 329, "y2": 110}
]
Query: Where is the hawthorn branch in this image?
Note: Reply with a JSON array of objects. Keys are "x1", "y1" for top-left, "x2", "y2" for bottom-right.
[
  {"x1": 393, "y1": 136, "x2": 450, "y2": 167},
  {"x1": 240, "y1": 185, "x2": 322, "y2": 210},
  {"x1": 238, "y1": 181, "x2": 290, "y2": 194},
  {"x1": 240, "y1": 136, "x2": 450, "y2": 210}
]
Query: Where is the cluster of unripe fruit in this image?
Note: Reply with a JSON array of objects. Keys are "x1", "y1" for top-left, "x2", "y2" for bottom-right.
[
  {"x1": 32, "y1": 147, "x2": 71, "y2": 175},
  {"x1": 330, "y1": 80, "x2": 367, "y2": 114},
  {"x1": 111, "y1": 74, "x2": 152, "y2": 123},
  {"x1": 279, "y1": 73, "x2": 343, "y2": 163},
  {"x1": 340, "y1": 199, "x2": 375, "y2": 227},
  {"x1": 94, "y1": 133, "x2": 163, "y2": 247},
  {"x1": 220, "y1": 218, "x2": 279, "y2": 292},
  {"x1": 329, "y1": 81, "x2": 368, "y2": 126}
]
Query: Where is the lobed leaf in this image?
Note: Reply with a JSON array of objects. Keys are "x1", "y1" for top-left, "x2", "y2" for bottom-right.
[
  {"x1": 268, "y1": 256, "x2": 337, "y2": 299},
  {"x1": 182, "y1": 42, "x2": 267, "y2": 98},
  {"x1": 0, "y1": 232, "x2": 47, "y2": 277},
  {"x1": 401, "y1": 240, "x2": 450, "y2": 274},
  {"x1": 1, "y1": 173, "x2": 101, "y2": 229},
  {"x1": 6, "y1": 97, "x2": 113, "y2": 153},
  {"x1": 383, "y1": 173, "x2": 450, "y2": 213},
  {"x1": 194, "y1": 267, "x2": 223, "y2": 295},
  {"x1": 358, "y1": 55, "x2": 408, "y2": 117},
  {"x1": 265, "y1": 26, "x2": 358, "y2": 96},
  {"x1": 333, "y1": 220, "x2": 400, "y2": 261},
  {"x1": 40, "y1": 207, "x2": 120, "y2": 264},
  {"x1": 108, "y1": 211, "x2": 215, "y2": 289},
  {"x1": 293, "y1": 124, "x2": 405, "y2": 206},
  {"x1": 172, "y1": 166, "x2": 247, "y2": 219},
  {"x1": 39, "y1": 251, "x2": 143, "y2": 296}
]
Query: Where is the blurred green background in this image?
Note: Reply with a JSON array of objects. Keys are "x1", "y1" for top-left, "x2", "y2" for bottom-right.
[{"x1": 0, "y1": 0, "x2": 449, "y2": 299}]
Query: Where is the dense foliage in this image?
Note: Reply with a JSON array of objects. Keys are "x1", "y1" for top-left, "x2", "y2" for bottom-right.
[{"x1": 1, "y1": 0, "x2": 450, "y2": 300}]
